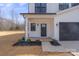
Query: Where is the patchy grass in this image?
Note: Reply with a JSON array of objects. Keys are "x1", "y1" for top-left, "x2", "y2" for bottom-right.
[
  {"x1": 0, "y1": 31, "x2": 24, "y2": 36},
  {"x1": 0, "y1": 31, "x2": 72, "y2": 56}
]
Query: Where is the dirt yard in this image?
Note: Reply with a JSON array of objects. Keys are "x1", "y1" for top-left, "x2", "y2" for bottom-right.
[{"x1": 0, "y1": 31, "x2": 73, "y2": 56}]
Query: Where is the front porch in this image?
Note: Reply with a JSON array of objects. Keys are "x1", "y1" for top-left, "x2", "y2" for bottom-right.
[
  {"x1": 21, "y1": 13, "x2": 56, "y2": 41},
  {"x1": 28, "y1": 16, "x2": 54, "y2": 39}
]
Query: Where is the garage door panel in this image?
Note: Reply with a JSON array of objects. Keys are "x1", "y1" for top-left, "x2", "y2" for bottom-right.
[{"x1": 59, "y1": 22, "x2": 79, "y2": 41}]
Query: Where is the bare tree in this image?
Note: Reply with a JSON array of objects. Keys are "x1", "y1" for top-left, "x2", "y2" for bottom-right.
[
  {"x1": 10, "y1": 8, "x2": 16, "y2": 30},
  {"x1": 0, "y1": 8, "x2": 1, "y2": 17}
]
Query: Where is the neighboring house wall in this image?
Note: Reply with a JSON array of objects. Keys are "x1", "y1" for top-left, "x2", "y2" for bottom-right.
[
  {"x1": 28, "y1": 3, "x2": 76, "y2": 13},
  {"x1": 28, "y1": 3, "x2": 35, "y2": 13},
  {"x1": 47, "y1": 3, "x2": 59, "y2": 13},
  {"x1": 28, "y1": 3, "x2": 79, "y2": 14},
  {"x1": 54, "y1": 6, "x2": 79, "y2": 40},
  {"x1": 28, "y1": 3, "x2": 59, "y2": 13}
]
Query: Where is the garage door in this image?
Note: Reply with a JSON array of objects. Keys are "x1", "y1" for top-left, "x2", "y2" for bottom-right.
[{"x1": 59, "y1": 22, "x2": 79, "y2": 41}]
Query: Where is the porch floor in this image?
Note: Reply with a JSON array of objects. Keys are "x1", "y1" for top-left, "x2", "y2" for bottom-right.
[{"x1": 29, "y1": 37, "x2": 53, "y2": 42}]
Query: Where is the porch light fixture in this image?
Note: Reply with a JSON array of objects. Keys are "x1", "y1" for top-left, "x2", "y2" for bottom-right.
[
  {"x1": 37, "y1": 24, "x2": 39, "y2": 26},
  {"x1": 56, "y1": 23, "x2": 58, "y2": 26}
]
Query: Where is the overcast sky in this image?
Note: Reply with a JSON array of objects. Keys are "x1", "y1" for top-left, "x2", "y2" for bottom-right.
[{"x1": 0, "y1": 3, "x2": 28, "y2": 24}]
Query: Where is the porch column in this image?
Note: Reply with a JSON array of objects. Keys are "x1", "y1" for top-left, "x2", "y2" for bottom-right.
[
  {"x1": 69, "y1": 3, "x2": 72, "y2": 8},
  {"x1": 24, "y1": 15, "x2": 29, "y2": 41}
]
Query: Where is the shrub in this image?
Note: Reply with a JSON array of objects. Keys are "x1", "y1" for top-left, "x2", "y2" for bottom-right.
[
  {"x1": 36, "y1": 40, "x2": 40, "y2": 42},
  {"x1": 18, "y1": 37, "x2": 31, "y2": 43},
  {"x1": 51, "y1": 39, "x2": 61, "y2": 46},
  {"x1": 18, "y1": 37, "x2": 25, "y2": 42},
  {"x1": 22, "y1": 37, "x2": 25, "y2": 41},
  {"x1": 18, "y1": 39, "x2": 24, "y2": 42},
  {"x1": 48, "y1": 37, "x2": 52, "y2": 39},
  {"x1": 27, "y1": 38, "x2": 31, "y2": 42}
]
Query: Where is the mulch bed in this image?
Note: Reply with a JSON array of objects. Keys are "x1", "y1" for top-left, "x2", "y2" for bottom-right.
[
  {"x1": 13, "y1": 41, "x2": 41, "y2": 46},
  {"x1": 50, "y1": 40, "x2": 61, "y2": 46}
]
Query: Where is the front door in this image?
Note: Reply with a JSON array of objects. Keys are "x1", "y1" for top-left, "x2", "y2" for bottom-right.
[{"x1": 41, "y1": 24, "x2": 47, "y2": 37}]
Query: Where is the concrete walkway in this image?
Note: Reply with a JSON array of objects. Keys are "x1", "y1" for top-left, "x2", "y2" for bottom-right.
[
  {"x1": 42, "y1": 41, "x2": 79, "y2": 52},
  {"x1": 71, "y1": 52, "x2": 79, "y2": 56}
]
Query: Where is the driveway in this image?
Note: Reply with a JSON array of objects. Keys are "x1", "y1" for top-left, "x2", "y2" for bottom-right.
[
  {"x1": 60, "y1": 41, "x2": 79, "y2": 50},
  {"x1": 42, "y1": 41, "x2": 79, "y2": 52}
]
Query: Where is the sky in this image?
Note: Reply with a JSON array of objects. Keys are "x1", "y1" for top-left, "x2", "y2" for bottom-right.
[{"x1": 0, "y1": 3, "x2": 28, "y2": 24}]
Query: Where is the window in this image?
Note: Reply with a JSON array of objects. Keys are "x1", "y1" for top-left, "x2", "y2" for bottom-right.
[
  {"x1": 41, "y1": 3, "x2": 47, "y2": 7},
  {"x1": 31, "y1": 23, "x2": 36, "y2": 31},
  {"x1": 35, "y1": 3, "x2": 46, "y2": 13},
  {"x1": 35, "y1": 3, "x2": 40, "y2": 7},
  {"x1": 71, "y1": 3, "x2": 79, "y2": 7},
  {"x1": 59, "y1": 3, "x2": 69, "y2": 10}
]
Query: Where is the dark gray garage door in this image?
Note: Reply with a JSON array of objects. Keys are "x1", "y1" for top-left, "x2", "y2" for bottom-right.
[{"x1": 59, "y1": 22, "x2": 79, "y2": 41}]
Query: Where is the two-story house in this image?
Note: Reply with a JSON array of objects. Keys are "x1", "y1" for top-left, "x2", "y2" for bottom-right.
[{"x1": 21, "y1": 3, "x2": 79, "y2": 41}]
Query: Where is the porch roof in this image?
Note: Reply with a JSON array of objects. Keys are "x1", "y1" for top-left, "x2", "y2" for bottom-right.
[
  {"x1": 20, "y1": 13, "x2": 56, "y2": 15},
  {"x1": 20, "y1": 13, "x2": 56, "y2": 19}
]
